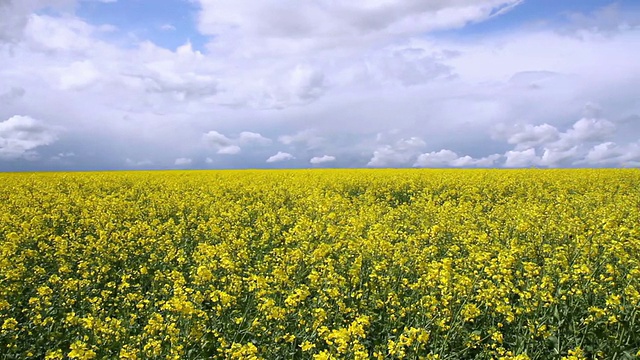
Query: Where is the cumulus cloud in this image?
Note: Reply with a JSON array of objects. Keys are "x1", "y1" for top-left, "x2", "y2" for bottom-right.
[
  {"x1": 504, "y1": 148, "x2": 538, "y2": 167},
  {"x1": 367, "y1": 136, "x2": 427, "y2": 167},
  {"x1": 452, "y1": 154, "x2": 502, "y2": 167},
  {"x1": 368, "y1": 146, "x2": 409, "y2": 167},
  {"x1": 238, "y1": 131, "x2": 271, "y2": 145},
  {"x1": 502, "y1": 123, "x2": 560, "y2": 150},
  {"x1": 266, "y1": 151, "x2": 294, "y2": 163},
  {"x1": 538, "y1": 146, "x2": 579, "y2": 167},
  {"x1": 310, "y1": 155, "x2": 336, "y2": 164},
  {"x1": 216, "y1": 145, "x2": 241, "y2": 155},
  {"x1": 174, "y1": 157, "x2": 192, "y2": 166},
  {"x1": 493, "y1": 113, "x2": 624, "y2": 167},
  {"x1": 414, "y1": 150, "x2": 500, "y2": 167},
  {"x1": 584, "y1": 142, "x2": 618, "y2": 164},
  {"x1": 414, "y1": 149, "x2": 458, "y2": 167},
  {"x1": 557, "y1": 118, "x2": 615, "y2": 149},
  {"x1": 203, "y1": 130, "x2": 270, "y2": 155},
  {"x1": 582, "y1": 141, "x2": 640, "y2": 166},
  {"x1": 203, "y1": 130, "x2": 233, "y2": 147},
  {"x1": 0, "y1": 115, "x2": 58, "y2": 159}
]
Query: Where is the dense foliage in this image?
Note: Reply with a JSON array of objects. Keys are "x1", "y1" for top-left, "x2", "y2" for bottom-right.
[{"x1": 1, "y1": 169, "x2": 639, "y2": 359}]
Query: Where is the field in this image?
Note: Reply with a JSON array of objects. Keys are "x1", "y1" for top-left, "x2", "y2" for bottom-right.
[{"x1": 1, "y1": 169, "x2": 639, "y2": 359}]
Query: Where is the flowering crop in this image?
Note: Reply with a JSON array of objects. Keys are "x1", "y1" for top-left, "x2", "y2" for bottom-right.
[{"x1": 1, "y1": 169, "x2": 639, "y2": 359}]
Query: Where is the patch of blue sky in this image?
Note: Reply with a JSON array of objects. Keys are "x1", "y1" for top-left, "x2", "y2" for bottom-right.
[
  {"x1": 433, "y1": 0, "x2": 633, "y2": 39},
  {"x1": 75, "y1": 0, "x2": 208, "y2": 51}
]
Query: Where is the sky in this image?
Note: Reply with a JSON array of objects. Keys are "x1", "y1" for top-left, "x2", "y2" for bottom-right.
[{"x1": 0, "y1": 0, "x2": 639, "y2": 170}]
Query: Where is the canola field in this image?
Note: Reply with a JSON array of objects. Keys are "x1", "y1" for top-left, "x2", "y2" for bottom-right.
[{"x1": 1, "y1": 169, "x2": 639, "y2": 360}]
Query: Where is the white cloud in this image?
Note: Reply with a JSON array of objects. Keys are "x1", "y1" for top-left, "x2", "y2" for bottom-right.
[
  {"x1": 504, "y1": 148, "x2": 539, "y2": 167},
  {"x1": 238, "y1": 131, "x2": 271, "y2": 145},
  {"x1": 489, "y1": 109, "x2": 631, "y2": 167},
  {"x1": 310, "y1": 155, "x2": 336, "y2": 164},
  {"x1": 502, "y1": 123, "x2": 560, "y2": 150},
  {"x1": 217, "y1": 145, "x2": 241, "y2": 155},
  {"x1": 584, "y1": 142, "x2": 619, "y2": 164},
  {"x1": 174, "y1": 157, "x2": 192, "y2": 166},
  {"x1": 203, "y1": 130, "x2": 271, "y2": 155},
  {"x1": 367, "y1": 146, "x2": 408, "y2": 167},
  {"x1": 266, "y1": 151, "x2": 294, "y2": 163},
  {"x1": 414, "y1": 149, "x2": 459, "y2": 167},
  {"x1": 203, "y1": 130, "x2": 239, "y2": 154},
  {"x1": 203, "y1": 130, "x2": 233, "y2": 147},
  {"x1": 451, "y1": 154, "x2": 501, "y2": 167},
  {"x1": 557, "y1": 118, "x2": 616, "y2": 149},
  {"x1": 582, "y1": 141, "x2": 640, "y2": 166},
  {"x1": 414, "y1": 149, "x2": 500, "y2": 167},
  {"x1": 368, "y1": 136, "x2": 427, "y2": 167},
  {"x1": 0, "y1": 115, "x2": 58, "y2": 159},
  {"x1": 538, "y1": 146, "x2": 579, "y2": 167}
]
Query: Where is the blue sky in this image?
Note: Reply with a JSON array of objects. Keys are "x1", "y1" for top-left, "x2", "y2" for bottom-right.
[
  {"x1": 0, "y1": 0, "x2": 639, "y2": 170},
  {"x1": 76, "y1": 0, "x2": 208, "y2": 51},
  {"x1": 438, "y1": 0, "x2": 623, "y2": 36}
]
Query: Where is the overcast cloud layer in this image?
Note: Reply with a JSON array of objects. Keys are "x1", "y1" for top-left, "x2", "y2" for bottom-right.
[{"x1": 0, "y1": 0, "x2": 639, "y2": 170}]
